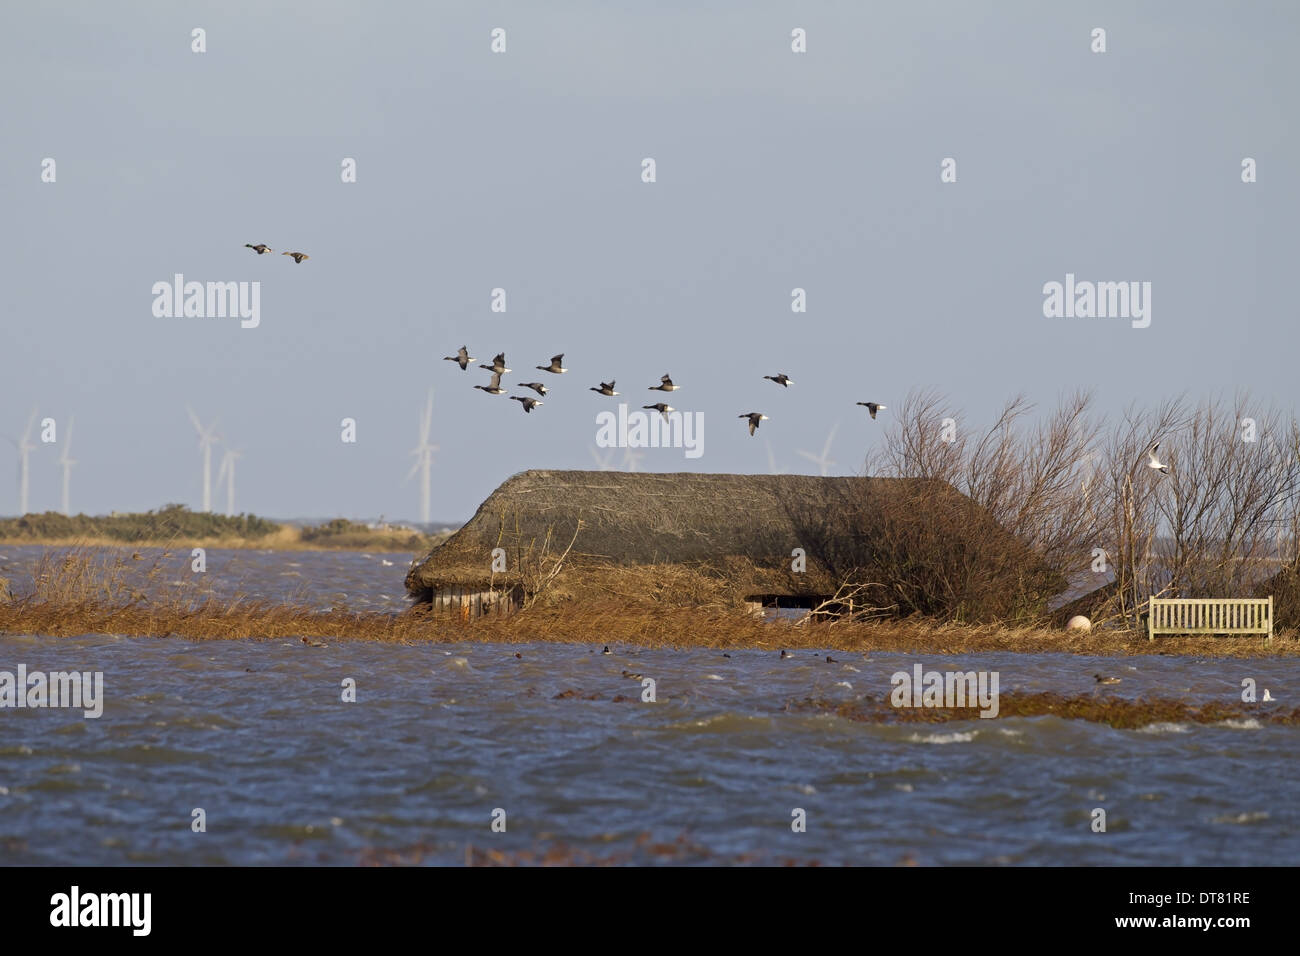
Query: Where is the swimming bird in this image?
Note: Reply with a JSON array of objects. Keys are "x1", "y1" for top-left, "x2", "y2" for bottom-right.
[
  {"x1": 590, "y1": 380, "x2": 619, "y2": 397},
  {"x1": 739, "y1": 412, "x2": 769, "y2": 436},
  {"x1": 518, "y1": 382, "x2": 549, "y2": 397},
  {"x1": 536, "y1": 354, "x2": 567, "y2": 374},
  {"x1": 857, "y1": 402, "x2": 887, "y2": 420},
  {"x1": 648, "y1": 374, "x2": 679, "y2": 392},
  {"x1": 510, "y1": 396, "x2": 543, "y2": 413},
  {"x1": 473, "y1": 371, "x2": 506, "y2": 395},
  {"x1": 244, "y1": 243, "x2": 272, "y2": 255},
  {"x1": 1147, "y1": 442, "x2": 1169, "y2": 474},
  {"x1": 479, "y1": 352, "x2": 511, "y2": 374},
  {"x1": 282, "y1": 251, "x2": 309, "y2": 263},
  {"x1": 764, "y1": 373, "x2": 793, "y2": 387},
  {"x1": 302, "y1": 637, "x2": 328, "y2": 648},
  {"x1": 1094, "y1": 674, "x2": 1122, "y2": 685},
  {"x1": 644, "y1": 403, "x2": 675, "y2": 420},
  {"x1": 780, "y1": 650, "x2": 792, "y2": 660},
  {"x1": 602, "y1": 646, "x2": 612, "y2": 655},
  {"x1": 621, "y1": 670, "x2": 643, "y2": 681},
  {"x1": 443, "y1": 345, "x2": 474, "y2": 370},
  {"x1": 826, "y1": 655, "x2": 838, "y2": 663}
]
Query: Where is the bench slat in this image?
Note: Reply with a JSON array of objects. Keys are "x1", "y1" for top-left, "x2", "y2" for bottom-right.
[{"x1": 1147, "y1": 597, "x2": 1272, "y2": 645}]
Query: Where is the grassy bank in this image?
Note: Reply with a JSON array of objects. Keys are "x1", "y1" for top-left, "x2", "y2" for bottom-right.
[
  {"x1": 1, "y1": 595, "x2": 1295, "y2": 656},
  {"x1": 785, "y1": 692, "x2": 1300, "y2": 729},
  {"x1": 0, "y1": 506, "x2": 449, "y2": 552},
  {"x1": 1, "y1": 547, "x2": 1295, "y2": 655}
]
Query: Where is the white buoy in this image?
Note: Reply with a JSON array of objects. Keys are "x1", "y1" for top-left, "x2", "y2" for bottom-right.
[{"x1": 1067, "y1": 615, "x2": 1092, "y2": 633}]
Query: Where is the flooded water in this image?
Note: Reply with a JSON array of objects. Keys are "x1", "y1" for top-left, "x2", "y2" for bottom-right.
[
  {"x1": 0, "y1": 545, "x2": 417, "y2": 612},
  {"x1": 0, "y1": 547, "x2": 1297, "y2": 865}
]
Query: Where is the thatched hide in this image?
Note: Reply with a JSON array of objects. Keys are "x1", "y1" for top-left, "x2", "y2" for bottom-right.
[{"x1": 405, "y1": 470, "x2": 1062, "y2": 620}]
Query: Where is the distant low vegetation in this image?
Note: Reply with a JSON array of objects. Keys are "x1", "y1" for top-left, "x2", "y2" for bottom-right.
[
  {"x1": 297, "y1": 517, "x2": 437, "y2": 550},
  {"x1": 0, "y1": 505, "x2": 448, "y2": 551},
  {"x1": 0, "y1": 505, "x2": 280, "y2": 542}
]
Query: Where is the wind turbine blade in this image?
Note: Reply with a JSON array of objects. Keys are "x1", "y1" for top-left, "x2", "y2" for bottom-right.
[
  {"x1": 822, "y1": 424, "x2": 839, "y2": 459},
  {"x1": 421, "y1": 389, "x2": 434, "y2": 444},
  {"x1": 60, "y1": 416, "x2": 74, "y2": 465},
  {"x1": 186, "y1": 406, "x2": 202, "y2": 433}
]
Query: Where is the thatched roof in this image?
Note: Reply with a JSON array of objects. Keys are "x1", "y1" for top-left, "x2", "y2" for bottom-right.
[{"x1": 405, "y1": 470, "x2": 1054, "y2": 614}]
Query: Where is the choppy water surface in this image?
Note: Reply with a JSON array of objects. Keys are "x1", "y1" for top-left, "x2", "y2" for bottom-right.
[
  {"x1": 0, "y1": 548, "x2": 1297, "y2": 865},
  {"x1": 0, "y1": 545, "x2": 416, "y2": 612}
]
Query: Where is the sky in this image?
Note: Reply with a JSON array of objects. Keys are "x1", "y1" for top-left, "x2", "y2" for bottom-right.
[{"x1": 2, "y1": 1, "x2": 1297, "y2": 524}]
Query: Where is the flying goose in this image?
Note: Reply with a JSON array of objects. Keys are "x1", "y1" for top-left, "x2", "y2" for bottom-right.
[
  {"x1": 643, "y1": 403, "x2": 675, "y2": 420},
  {"x1": 510, "y1": 396, "x2": 543, "y2": 413},
  {"x1": 648, "y1": 374, "x2": 679, "y2": 392},
  {"x1": 763, "y1": 373, "x2": 793, "y2": 387},
  {"x1": 244, "y1": 243, "x2": 273, "y2": 255},
  {"x1": 857, "y1": 402, "x2": 887, "y2": 420},
  {"x1": 479, "y1": 352, "x2": 511, "y2": 374},
  {"x1": 443, "y1": 345, "x2": 474, "y2": 370},
  {"x1": 1147, "y1": 442, "x2": 1169, "y2": 474},
  {"x1": 518, "y1": 382, "x2": 549, "y2": 396},
  {"x1": 590, "y1": 380, "x2": 619, "y2": 397},
  {"x1": 739, "y1": 412, "x2": 769, "y2": 436},
  {"x1": 282, "y1": 251, "x2": 309, "y2": 263},
  {"x1": 536, "y1": 354, "x2": 567, "y2": 374},
  {"x1": 473, "y1": 371, "x2": 506, "y2": 395}
]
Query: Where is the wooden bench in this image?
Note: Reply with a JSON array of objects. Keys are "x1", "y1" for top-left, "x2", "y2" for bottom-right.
[{"x1": 1147, "y1": 597, "x2": 1273, "y2": 644}]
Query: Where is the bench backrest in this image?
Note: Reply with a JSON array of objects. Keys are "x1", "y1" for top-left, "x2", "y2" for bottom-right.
[{"x1": 1147, "y1": 597, "x2": 1273, "y2": 642}]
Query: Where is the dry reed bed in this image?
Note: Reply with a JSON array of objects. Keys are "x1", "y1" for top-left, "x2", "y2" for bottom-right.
[
  {"x1": 784, "y1": 692, "x2": 1300, "y2": 729},
  {"x1": 1, "y1": 547, "x2": 1296, "y2": 656},
  {"x1": 2, "y1": 596, "x2": 1297, "y2": 657},
  {"x1": 354, "y1": 833, "x2": 828, "y2": 867}
]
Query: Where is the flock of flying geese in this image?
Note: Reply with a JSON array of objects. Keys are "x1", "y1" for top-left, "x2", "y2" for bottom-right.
[
  {"x1": 442, "y1": 345, "x2": 888, "y2": 434},
  {"x1": 245, "y1": 243, "x2": 309, "y2": 263},
  {"x1": 244, "y1": 239, "x2": 1173, "y2": 464}
]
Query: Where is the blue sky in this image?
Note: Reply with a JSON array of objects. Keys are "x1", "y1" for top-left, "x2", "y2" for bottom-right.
[{"x1": 2, "y1": 1, "x2": 1296, "y2": 522}]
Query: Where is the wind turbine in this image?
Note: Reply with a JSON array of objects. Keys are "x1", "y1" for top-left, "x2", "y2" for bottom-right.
[
  {"x1": 621, "y1": 446, "x2": 645, "y2": 472},
  {"x1": 216, "y1": 446, "x2": 242, "y2": 517},
  {"x1": 589, "y1": 446, "x2": 616, "y2": 471},
  {"x1": 764, "y1": 439, "x2": 787, "y2": 475},
  {"x1": 797, "y1": 423, "x2": 839, "y2": 477},
  {"x1": 59, "y1": 416, "x2": 76, "y2": 516},
  {"x1": 10, "y1": 408, "x2": 38, "y2": 516},
  {"x1": 405, "y1": 388, "x2": 438, "y2": 524},
  {"x1": 186, "y1": 406, "x2": 220, "y2": 512}
]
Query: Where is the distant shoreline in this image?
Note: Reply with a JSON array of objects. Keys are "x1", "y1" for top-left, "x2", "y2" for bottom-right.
[
  {"x1": 0, "y1": 506, "x2": 450, "y2": 553},
  {"x1": 0, "y1": 534, "x2": 432, "y2": 552}
]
